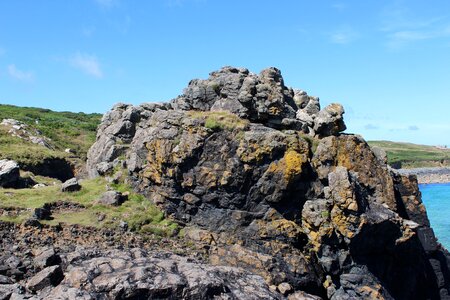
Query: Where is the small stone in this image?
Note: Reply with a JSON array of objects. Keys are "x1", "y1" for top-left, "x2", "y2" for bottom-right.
[
  {"x1": 97, "y1": 191, "x2": 125, "y2": 206},
  {"x1": 32, "y1": 207, "x2": 51, "y2": 220},
  {"x1": 32, "y1": 183, "x2": 47, "y2": 189},
  {"x1": 61, "y1": 178, "x2": 81, "y2": 192},
  {"x1": 97, "y1": 213, "x2": 106, "y2": 222},
  {"x1": 277, "y1": 282, "x2": 292, "y2": 295},
  {"x1": 119, "y1": 221, "x2": 128, "y2": 230}
]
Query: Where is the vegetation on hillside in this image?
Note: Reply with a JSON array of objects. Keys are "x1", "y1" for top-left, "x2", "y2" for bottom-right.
[
  {"x1": 0, "y1": 104, "x2": 101, "y2": 161},
  {"x1": 0, "y1": 177, "x2": 178, "y2": 237},
  {"x1": 368, "y1": 140, "x2": 450, "y2": 168}
]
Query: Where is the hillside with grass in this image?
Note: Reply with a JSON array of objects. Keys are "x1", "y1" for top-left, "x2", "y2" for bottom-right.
[
  {"x1": 0, "y1": 104, "x2": 101, "y2": 171},
  {"x1": 368, "y1": 140, "x2": 450, "y2": 168}
]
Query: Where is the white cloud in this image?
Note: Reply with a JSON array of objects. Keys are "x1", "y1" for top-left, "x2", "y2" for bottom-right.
[
  {"x1": 387, "y1": 27, "x2": 450, "y2": 48},
  {"x1": 69, "y1": 52, "x2": 103, "y2": 78},
  {"x1": 330, "y1": 26, "x2": 359, "y2": 44},
  {"x1": 7, "y1": 64, "x2": 34, "y2": 82},
  {"x1": 380, "y1": 3, "x2": 450, "y2": 48}
]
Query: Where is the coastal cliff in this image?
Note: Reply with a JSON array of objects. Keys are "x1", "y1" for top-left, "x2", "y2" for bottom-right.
[
  {"x1": 1, "y1": 67, "x2": 449, "y2": 299},
  {"x1": 84, "y1": 67, "x2": 450, "y2": 299}
]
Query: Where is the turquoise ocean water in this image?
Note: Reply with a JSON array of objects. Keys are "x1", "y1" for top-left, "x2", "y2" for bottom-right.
[{"x1": 419, "y1": 183, "x2": 450, "y2": 250}]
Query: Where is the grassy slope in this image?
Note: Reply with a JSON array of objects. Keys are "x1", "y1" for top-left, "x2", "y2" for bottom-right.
[
  {"x1": 0, "y1": 177, "x2": 178, "y2": 236},
  {"x1": 0, "y1": 104, "x2": 101, "y2": 162},
  {"x1": 368, "y1": 140, "x2": 450, "y2": 168}
]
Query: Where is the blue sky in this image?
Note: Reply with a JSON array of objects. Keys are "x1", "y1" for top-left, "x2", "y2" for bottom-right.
[{"x1": 1, "y1": 0, "x2": 450, "y2": 145}]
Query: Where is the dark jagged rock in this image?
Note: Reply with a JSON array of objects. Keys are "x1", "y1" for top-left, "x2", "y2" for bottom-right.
[{"x1": 85, "y1": 66, "x2": 450, "y2": 299}]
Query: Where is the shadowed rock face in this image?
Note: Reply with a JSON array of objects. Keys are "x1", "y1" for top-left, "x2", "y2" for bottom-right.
[{"x1": 87, "y1": 67, "x2": 450, "y2": 299}]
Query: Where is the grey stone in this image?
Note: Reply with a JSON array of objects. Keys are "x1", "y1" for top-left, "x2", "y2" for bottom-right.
[
  {"x1": 313, "y1": 103, "x2": 346, "y2": 137},
  {"x1": 61, "y1": 178, "x2": 81, "y2": 192},
  {"x1": 32, "y1": 208, "x2": 51, "y2": 221},
  {"x1": 33, "y1": 248, "x2": 60, "y2": 269},
  {"x1": 0, "y1": 160, "x2": 20, "y2": 188},
  {"x1": 96, "y1": 191, "x2": 125, "y2": 206},
  {"x1": 26, "y1": 265, "x2": 63, "y2": 292}
]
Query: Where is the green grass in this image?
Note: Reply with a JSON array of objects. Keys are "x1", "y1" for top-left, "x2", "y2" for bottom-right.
[
  {"x1": 0, "y1": 104, "x2": 101, "y2": 160},
  {"x1": 188, "y1": 111, "x2": 249, "y2": 131},
  {"x1": 368, "y1": 140, "x2": 450, "y2": 168},
  {"x1": 0, "y1": 177, "x2": 179, "y2": 236},
  {"x1": 0, "y1": 127, "x2": 69, "y2": 166}
]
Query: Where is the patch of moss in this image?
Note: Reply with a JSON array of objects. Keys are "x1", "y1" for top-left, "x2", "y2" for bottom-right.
[{"x1": 189, "y1": 111, "x2": 248, "y2": 132}]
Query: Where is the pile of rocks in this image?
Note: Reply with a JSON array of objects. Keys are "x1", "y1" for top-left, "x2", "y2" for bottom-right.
[
  {"x1": 1, "y1": 119, "x2": 52, "y2": 149},
  {"x1": 171, "y1": 66, "x2": 345, "y2": 136}
]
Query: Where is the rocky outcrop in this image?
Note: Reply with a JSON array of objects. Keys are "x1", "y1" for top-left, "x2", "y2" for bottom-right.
[
  {"x1": 1, "y1": 119, "x2": 52, "y2": 149},
  {"x1": 86, "y1": 67, "x2": 450, "y2": 299}
]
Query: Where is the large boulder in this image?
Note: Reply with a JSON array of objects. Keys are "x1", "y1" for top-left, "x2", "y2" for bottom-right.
[
  {"x1": 0, "y1": 159, "x2": 20, "y2": 188},
  {"x1": 85, "y1": 66, "x2": 450, "y2": 299}
]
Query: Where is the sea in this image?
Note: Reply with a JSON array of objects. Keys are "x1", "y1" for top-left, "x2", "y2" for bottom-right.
[{"x1": 419, "y1": 183, "x2": 450, "y2": 250}]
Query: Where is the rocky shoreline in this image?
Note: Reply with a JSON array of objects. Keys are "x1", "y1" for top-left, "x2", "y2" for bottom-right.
[
  {"x1": 1, "y1": 66, "x2": 450, "y2": 299},
  {"x1": 397, "y1": 167, "x2": 450, "y2": 184}
]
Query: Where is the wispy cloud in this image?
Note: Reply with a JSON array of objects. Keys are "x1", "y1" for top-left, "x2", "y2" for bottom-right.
[
  {"x1": 69, "y1": 52, "x2": 103, "y2": 78},
  {"x1": 408, "y1": 125, "x2": 419, "y2": 131},
  {"x1": 7, "y1": 64, "x2": 34, "y2": 82},
  {"x1": 380, "y1": 2, "x2": 450, "y2": 48},
  {"x1": 364, "y1": 124, "x2": 379, "y2": 130},
  {"x1": 329, "y1": 26, "x2": 359, "y2": 44}
]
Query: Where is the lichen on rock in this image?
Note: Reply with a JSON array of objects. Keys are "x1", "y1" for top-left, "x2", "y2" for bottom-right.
[{"x1": 86, "y1": 66, "x2": 450, "y2": 299}]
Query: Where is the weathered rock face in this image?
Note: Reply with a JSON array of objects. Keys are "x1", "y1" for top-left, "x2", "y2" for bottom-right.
[{"x1": 87, "y1": 67, "x2": 450, "y2": 299}]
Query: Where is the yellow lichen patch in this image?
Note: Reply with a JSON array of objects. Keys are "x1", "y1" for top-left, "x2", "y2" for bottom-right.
[
  {"x1": 331, "y1": 208, "x2": 356, "y2": 239},
  {"x1": 268, "y1": 106, "x2": 281, "y2": 115},
  {"x1": 284, "y1": 150, "x2": 304, "y2": 180},
  {"x1": 257, "y1": 218, "x2": 304, "y2": 240},
  {"x1": 144, "y1": 139, "x2": 173, "y2": 183},
  {"x1": 237, "y1": 141, "x2": 277, "y2": 164},
  {"x1": 265, "y1": 149, "x2": 306, "y2": 182}
]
